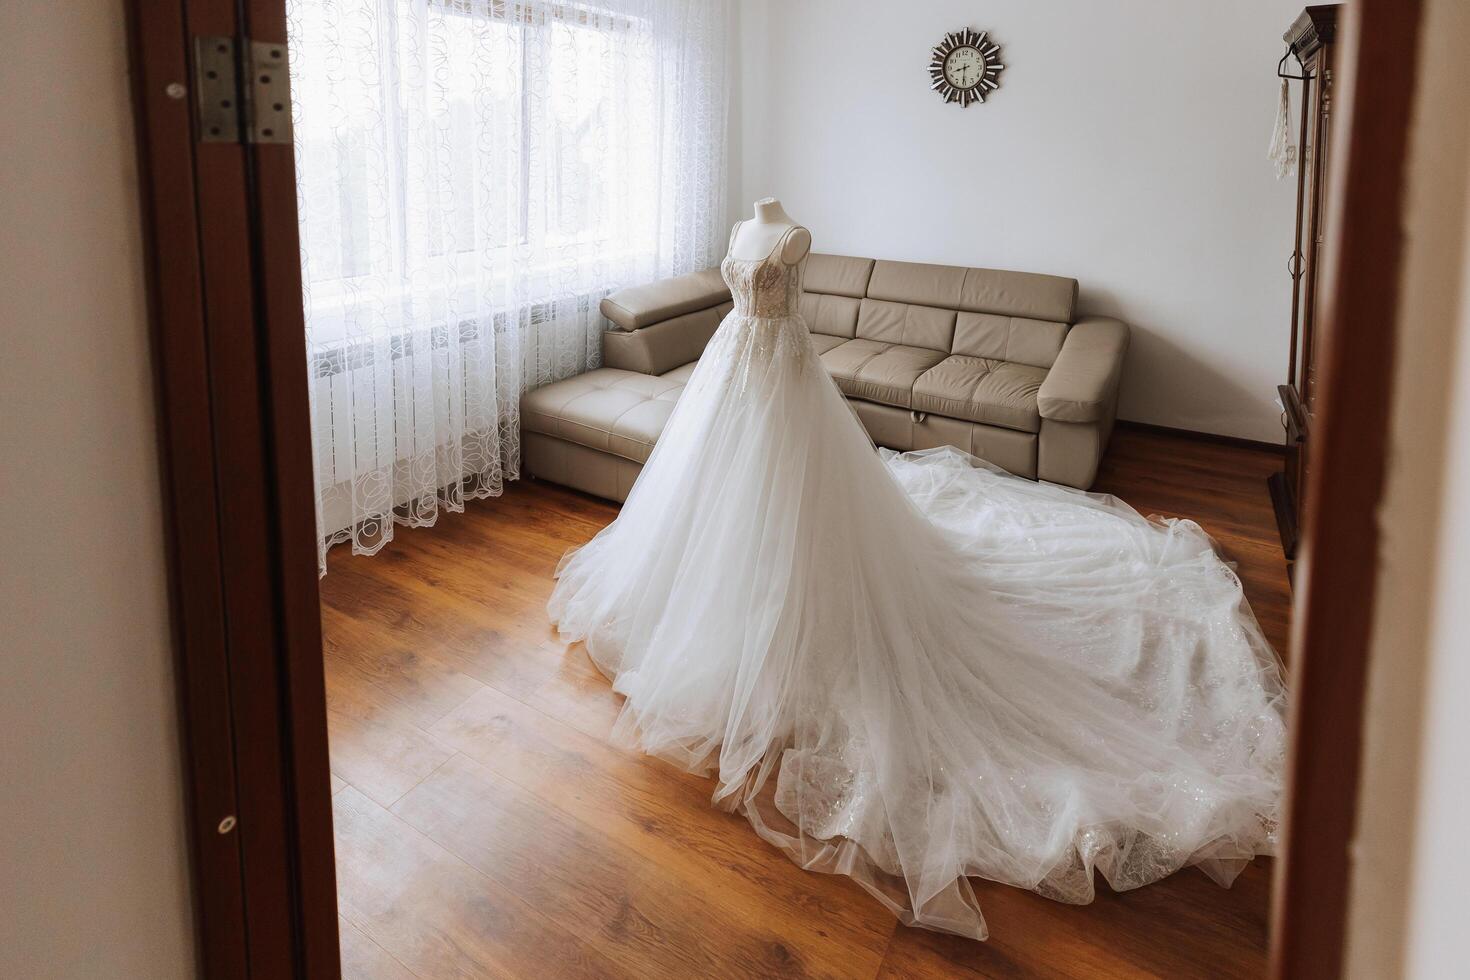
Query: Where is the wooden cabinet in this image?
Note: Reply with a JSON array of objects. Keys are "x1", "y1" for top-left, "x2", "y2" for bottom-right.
[{"x1": 1270, "y1": 5, "x2": 1338, "y2": 567}]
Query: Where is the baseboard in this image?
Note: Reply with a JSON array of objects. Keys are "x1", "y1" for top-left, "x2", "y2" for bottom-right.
[{"x1": 1115, "y1": 419, "x2": 1285, "y2": 455}]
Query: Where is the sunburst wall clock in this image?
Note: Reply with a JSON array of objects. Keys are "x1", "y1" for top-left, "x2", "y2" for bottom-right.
[{"x1": 929, "y1": 28, "x2": 1005, "y2": 107}]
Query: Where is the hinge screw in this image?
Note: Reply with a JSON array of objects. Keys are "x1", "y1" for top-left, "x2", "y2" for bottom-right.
[
  {"x1": 165, "y1": 82, "x2": 187, "y2": 100},
  {"x1": 217, "y1": 815, "x2": 238, "y2": 834}
]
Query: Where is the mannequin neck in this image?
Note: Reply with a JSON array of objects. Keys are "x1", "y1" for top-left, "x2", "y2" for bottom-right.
[{"x1": 753, "y1": 197, "x2": 793, "y2": 225}]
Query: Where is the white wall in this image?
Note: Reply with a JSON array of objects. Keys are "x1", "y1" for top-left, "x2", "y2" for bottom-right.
[
  {"x1": 0, "y1": 2, "x2": 196, "y2": 977},
  {"x1": 1404, "y1": 184, "x2": 1470, "y2": 979},
  {"x1": 1344, "y1": 0, "x2": 1470, "y2": 974},
  {"x1": 735, "y1": 0, "x2": 1305, "y2": 441},
  {"x1": 1405, "y1": 193, "x2": 1470, "y2": 980}
]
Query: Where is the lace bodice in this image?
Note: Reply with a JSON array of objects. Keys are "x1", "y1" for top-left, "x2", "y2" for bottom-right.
[{"x1": 720, "y1": 222, "x2": 806, "y2": 318}]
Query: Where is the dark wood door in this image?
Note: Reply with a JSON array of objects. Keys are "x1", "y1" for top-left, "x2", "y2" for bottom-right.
[
  {"x1": 125, "y1": 1, "x2": 338, "y2": 976},
  {"x1": 1273, "y1": 0, "x2": 1426, "y2": 977}
]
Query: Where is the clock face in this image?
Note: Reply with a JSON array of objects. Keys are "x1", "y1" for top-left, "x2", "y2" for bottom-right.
[
  {"x1": 944, "y1": 46, "x2": 986, "y2": 89},
  {"x1": 929, "y1": 28, "x2": 1005, "y2": 107}
]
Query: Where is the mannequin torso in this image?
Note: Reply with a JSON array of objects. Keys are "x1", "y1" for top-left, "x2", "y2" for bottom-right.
[{"x1": 729, "y1": 197, "x2": 812, "y2": 264}]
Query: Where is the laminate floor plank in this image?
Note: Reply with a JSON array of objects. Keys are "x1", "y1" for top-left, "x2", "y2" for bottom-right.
[
  {"x1": 323, "y1": 606, "x2": 486, "y2": 730},
  {"x1": 426, "y1": 685, "x2": 896, "y2": 971},
  {"x1": 394, "y1": 752, "x2": 875, "y2": 979},
  {"x1": 338, "y1": 914, "x2": 419, "y2": 980},
  {"x1": 323, "y1": 657, "x2": 456, "y2": 809},
  {"x1": 334, "y1": 785, "x2": 632, "y2": 979}
]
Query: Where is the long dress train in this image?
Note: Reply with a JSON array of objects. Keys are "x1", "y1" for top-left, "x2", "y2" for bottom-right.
[{"x1": 547, "y1": 225, "x2": 1286, "y2": 940}]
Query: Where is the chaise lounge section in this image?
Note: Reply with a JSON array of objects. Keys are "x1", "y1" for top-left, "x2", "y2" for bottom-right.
[{"x1": 522, "y1": 254, "x2": 1129, "y2": 499}]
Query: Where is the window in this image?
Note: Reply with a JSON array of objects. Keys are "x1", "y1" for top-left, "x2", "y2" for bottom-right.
[{"x1": 290, "y1": 0, "x2": 664, "y2": 333}]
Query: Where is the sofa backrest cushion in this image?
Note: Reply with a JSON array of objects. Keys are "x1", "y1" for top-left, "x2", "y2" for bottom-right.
[
  {"x1": 797, "y1": 292, "x2": 861, "y2": 339},
  {"x1": 803, "y1": 253, "x2": 876, "y2": 298},
  {"x1": 855, "y1": 298, "x2": 957, "y2": 352},
  {"x1": 951, "y1": 313, "x2": 1070, "y2": 369},
  {"x1": 866, "y1": 259, "x2": 1078, "y2": 323}
]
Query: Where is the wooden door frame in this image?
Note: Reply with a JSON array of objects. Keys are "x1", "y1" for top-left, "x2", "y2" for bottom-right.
[
  {"x1": 125, "y1": 0, "x2": 337, "y2": 976},
  {"x1": 1271, "y1": 0, "x2": 1425, "y2": 977},
  {"x1": 123, "y1": 0, "x2": 1423, "y2": 976}
]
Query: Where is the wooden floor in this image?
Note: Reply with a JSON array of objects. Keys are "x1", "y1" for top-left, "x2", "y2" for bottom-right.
[{"x1": 320, "y1": 427, "x2": 1291, "y2": 980}]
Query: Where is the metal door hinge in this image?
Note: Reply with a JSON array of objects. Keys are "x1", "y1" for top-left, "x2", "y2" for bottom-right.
[{"x1": 193, "y1": 36, "x2": 292, "y2": 145}]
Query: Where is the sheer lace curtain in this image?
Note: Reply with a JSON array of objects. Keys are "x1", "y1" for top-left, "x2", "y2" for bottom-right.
[{"x1": 287, "y1": 0, "x2": 729, "y2": 571}]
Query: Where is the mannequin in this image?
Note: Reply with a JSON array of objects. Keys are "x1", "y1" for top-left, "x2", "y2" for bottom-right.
[{"x1": 729, "y1": 197, "x2": 812, "y2": 264}]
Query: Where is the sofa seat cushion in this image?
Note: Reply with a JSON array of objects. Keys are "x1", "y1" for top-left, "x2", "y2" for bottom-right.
[
  {"x1": 912, "y1": 355, "x2": 1048, "y2": 433},
  {"x1": 821, "y1": 339, "x2": 948, "y2": 409},
  {"x1": 521, "y1": 368, "x2": 684, "y2": 464},
  {"x1": 658, "y1": 360, "x2": 699, "y2": 384},
  {"x1": 808, "y1": 332, "x2": 849, "y2": 355}
]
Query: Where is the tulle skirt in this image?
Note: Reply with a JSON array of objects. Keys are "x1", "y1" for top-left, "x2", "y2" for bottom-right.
[{"x1": 547, "y1": 310, "x2": 1287, "y2": 940}]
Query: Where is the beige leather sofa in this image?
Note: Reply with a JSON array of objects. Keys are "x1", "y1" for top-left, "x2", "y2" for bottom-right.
[{"x1": 522, "y1": 254, "x2": 1128, "y2": 499}]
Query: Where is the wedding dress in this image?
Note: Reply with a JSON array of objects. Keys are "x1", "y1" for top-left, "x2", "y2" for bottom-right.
[{"x1": 548, "y1": 223, "x2": 1287, "y2": 940}]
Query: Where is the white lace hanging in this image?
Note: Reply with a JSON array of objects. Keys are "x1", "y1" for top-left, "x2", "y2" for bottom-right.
[
  {"x1": 287, "y1": 0, "x2": 731, "y2": 574},
  {"x1": 1269, "y1": 76, "x2": 1298, "y2": 179}
]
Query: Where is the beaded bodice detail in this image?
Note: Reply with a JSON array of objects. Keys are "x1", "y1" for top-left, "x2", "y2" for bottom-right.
[{"x1": 720, "y1": 222, "x2": 806, "y2": 319}]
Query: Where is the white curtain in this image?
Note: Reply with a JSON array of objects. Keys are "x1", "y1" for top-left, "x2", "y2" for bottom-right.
[{"x1": 287, "y1": 0, "x2": 729, "y2": 571}]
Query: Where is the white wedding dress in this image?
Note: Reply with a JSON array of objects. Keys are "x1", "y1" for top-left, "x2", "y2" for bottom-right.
[{"x1": 548, "y1": 224, "x2": 1287, "y2": 940}]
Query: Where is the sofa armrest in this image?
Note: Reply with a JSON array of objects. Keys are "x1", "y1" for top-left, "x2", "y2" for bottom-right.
[
  {"x1": 1037, "y1": 316, "x2": 1130, "y2": 423},
  {"x1": 600, "y1": 268, "x2": 730, "y2": 331}
]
